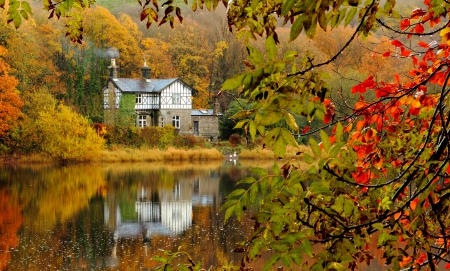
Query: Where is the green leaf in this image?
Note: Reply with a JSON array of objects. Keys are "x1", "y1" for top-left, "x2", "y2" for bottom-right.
[
  {"x1": 256, "y1": 111, "x2": 283, "y2": 126},
  {"x1": 274, "y1": 134, "x2": 287, "y2": 158},
  {"x1": 329, "y1": 142, "x2": 345, "y2": 158},
  {"x1": 249, "y1": 184, "x2": 259, "y2": 203},
  {"x1": 281, "y1": 128, "x2": 299, "y2": 147},
  {"x1": 303, "y1": 153, "x2": 314, "y2": 164},
  {"x1": 343, "y1": 197, "x2": 354, "y2": 217},
  {"x1": 234, "y1": 119, "x2": 249, "y2": 129},
  {"x1": 284, "y1": 112, "x2": 299, "y2": 132},
  {"x1": 249, "y1": 120, "x2": 257, "y2": 140},
  {"x1": 309, "y1": 182, "x2": 331, "y2": 195},
  {"x1": 290, "y1": 15, "x2": 305, "y2": 41},
  {"x1": 345, "y1": 7, "x2": 358, "y2": 26},
  {"x1": 335, "y1": 122, "x2": 343, "y2": 143},
  {"x1": 309, "y1": 137, "x2": 321, "y2": 157},
  {"x1": 329, "y1": 262, "x2": 346, "y2": 271},
  {"x1": 222, "y1": 72, "x2": 246, "y2": 90},
  {"x1": 224, "y1": 204, "x2": 235, "y2": 222},
  {"x1": 283, "y1": 50, "x2": 298, "y2": 61},
  {"x1": 305, "y1": 13, "x2": 318, "y2": 38},
  {"x1": 281, "y1": 0, "x2": 297, "y2": 16},
  {"x1": 318, "y1": 9, "x2": 327, "y2": 30},
  {"x1": 300, "y1": 239, "x2": 313, "y2": 257},
  {"x1": 21, "y1": 1, "x2": 32, "y2": 13},
  {"x1": 152, "y1": 255, "x2": 168, "y2": 263},
  {"x1": 291, "y1": 248, "x2": 302, "y2": 266},
  {"x1": 263, "y1": 254, "x2": 281, "y2": 271},
  {"x1": 227, "y1": 188, "x2": 247, "y2": 198},
  {"x1": 265, "y1": 35, "x2": 277, "y2": 61},
  {"x1": 13, "y1": 13, "x2": 21, "y2": 29},
  {"x1": 247, "y1": 45, "x2": 264, "y2": 66},
  {"x1": 281, "y1": 254, "x2": 293, "y2": 267},
  {"x1": 250, "y1": 167, "x2": 268, "y2": 176},
  {"x1": 237, "y1": 177, "x2": 256, "y2": 185},
  {"x1": 320, "y1": 130, "x2": 330, "y2": 152}
]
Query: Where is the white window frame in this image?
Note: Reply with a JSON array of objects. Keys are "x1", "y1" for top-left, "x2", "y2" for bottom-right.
[
  {"x1": 172, "y1": 115, "x2": 180, "y2": 129},
  {"x1": 138, "y1": 115, "x2": 147, "y2": 127},
  {"x1": 136, "y1": 93, "x2": 142, "y2": 104},
  {"x1": 172, "y1": 93, "x2": 181, "y2": 104}
]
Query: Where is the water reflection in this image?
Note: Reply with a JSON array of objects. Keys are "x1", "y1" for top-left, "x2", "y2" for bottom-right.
[{"x1": 0, "y1": 161, "x2": 257, "y2": 270}]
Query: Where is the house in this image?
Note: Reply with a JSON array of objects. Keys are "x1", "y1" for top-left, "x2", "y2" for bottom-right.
[{"x1": 102, "y1": 59, "x2": 221, "y2": 141}]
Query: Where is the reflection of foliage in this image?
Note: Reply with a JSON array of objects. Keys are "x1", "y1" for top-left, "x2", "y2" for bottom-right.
[
  {"x1": 0, "y1": 189, "x2": 22, "y2": 270},
  {"x1": 6, "y1": 165, "x2": 105, "y2": 232}
]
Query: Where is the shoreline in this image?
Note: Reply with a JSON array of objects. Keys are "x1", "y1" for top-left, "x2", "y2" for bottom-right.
[{"x1": 1, "y1": 145, "x2": 312, "y2": 166}]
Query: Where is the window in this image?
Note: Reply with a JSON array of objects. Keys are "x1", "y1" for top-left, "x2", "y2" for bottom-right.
[
  {"x1": 172, "y1": 93, "x2": 180, "y2": 104},
  {"x1": 136, "y1": 94, "x2": 142, "y2": 104},
  {"x1": 161, "y1": 118, "x2": 164, "y2": 127},
  {"x1": 138, "y1": 115, "x2": 147, "y2": 127},
  {"x1": 172, "y1": 116, "x2": 180, "y2": 129}
]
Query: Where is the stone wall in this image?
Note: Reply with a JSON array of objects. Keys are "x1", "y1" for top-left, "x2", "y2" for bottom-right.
[{"x1": 191, "y1": 115, "x2": 220, "y2": 141}]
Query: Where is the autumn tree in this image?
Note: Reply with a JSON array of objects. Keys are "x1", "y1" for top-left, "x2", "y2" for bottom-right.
[{"x1": 0, "y1": 45, "x2": 23, "y2": 148}]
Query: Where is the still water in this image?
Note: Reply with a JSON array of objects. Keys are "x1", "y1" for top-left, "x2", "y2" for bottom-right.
[
  {"x1": 0, "y1": 160, "x2": 275, "y2": 271},
  {"x1": 0, "y1": 160, "x2": 387, "y2": 271}
]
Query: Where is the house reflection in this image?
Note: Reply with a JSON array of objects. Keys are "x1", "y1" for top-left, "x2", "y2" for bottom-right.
[{"x1": 103, "y1": 170, "x2": 220, "y2": 243}]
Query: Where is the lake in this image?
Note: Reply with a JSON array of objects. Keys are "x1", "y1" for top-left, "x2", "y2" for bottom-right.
[{"x1": 0, "y1": 160, "x2": 387, "y2": 270}]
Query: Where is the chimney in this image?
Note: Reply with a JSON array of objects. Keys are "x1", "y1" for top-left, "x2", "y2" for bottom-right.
[
  {"x1": 141, "y1": 60, "x2": 151, "y2": 81},
  {"x1": 213, "y1": 96, "x2": 221, "y2": 115},
  {"x1": 108, "y1": 59, "x2": 118, "y2": 79}
]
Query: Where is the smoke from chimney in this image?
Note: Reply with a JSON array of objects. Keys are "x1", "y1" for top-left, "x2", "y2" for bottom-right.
[{"x1": 96, "y1": 47, "x2": 120, "y2": 59}]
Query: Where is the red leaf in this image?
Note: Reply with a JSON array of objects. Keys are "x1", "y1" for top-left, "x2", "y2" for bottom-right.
[
  {"x1": 302, "y1": 126, "x2": 310, "y2": 134},
  {"x1": 392, "y1": 40, "x2": 403, "y2": 47},
  {"x1": 382, "y1": 51, "x2": 391, "y2": 57},
  {"x1": 417, "y1": 41, "x2": 429, "y2": 48},
  {"x1": 410, "y1": 8, "x2": 427, "y2": 19},
  {"x1": 400, "y1": 18, "x2": 410, "y2": 30},
  {"x1": 445, "y1": 263, "x2": 450, "y2": 269},
  {"x1": 414, "y1": 23, "x2": 424, "y2": 34},
  {"x1": 412, "y1": 55, "x2": 418, "y2": 66},
  {"x1": 401, "y1": 47, "x2": 411, "y2": 57}
]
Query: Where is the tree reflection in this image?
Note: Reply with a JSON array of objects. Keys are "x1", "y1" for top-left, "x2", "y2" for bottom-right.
[{"x1": 0, "y1": 189, "x2": 22, "y2": 270}]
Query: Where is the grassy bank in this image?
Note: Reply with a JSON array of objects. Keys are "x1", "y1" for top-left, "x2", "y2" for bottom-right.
[{"x1": 2, "y1": 144, "x2": 314, "y2": 164}]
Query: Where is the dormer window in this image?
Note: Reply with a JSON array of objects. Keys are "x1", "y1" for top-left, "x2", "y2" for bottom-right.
[
  {"x1": 136, "y1": 94, "x2": 142, "y2": 104},
  {"x1": 172, "y1": 93, "x2": 180, "y2": 104}
]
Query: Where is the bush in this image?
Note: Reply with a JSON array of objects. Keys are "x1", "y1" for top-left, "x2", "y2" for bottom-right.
[
  {"x1": 229, "y1": 134, "x2": 241, "y2": 147},
  {"x1": 36, "y1": 104, "x2": 104, "y2": 163}
]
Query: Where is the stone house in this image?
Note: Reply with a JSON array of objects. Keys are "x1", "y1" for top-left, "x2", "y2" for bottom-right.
[{"x1": 102, "y1": 59, "x2": 221, "y2": 141}]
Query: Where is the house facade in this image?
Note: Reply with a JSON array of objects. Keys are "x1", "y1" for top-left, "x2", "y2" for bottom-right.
[{"x1": 102, "y1": 59, "x2": 221, "y2": 141}]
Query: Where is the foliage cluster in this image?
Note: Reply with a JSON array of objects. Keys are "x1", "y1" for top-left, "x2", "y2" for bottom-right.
[{"x1": 36, "y1": 104, "x2": 105, "y2": 163}]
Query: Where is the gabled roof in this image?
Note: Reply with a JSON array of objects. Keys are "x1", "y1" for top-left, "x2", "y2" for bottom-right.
[{"x1": 109, "y1": 78, "x2": 179, "y2": 93}]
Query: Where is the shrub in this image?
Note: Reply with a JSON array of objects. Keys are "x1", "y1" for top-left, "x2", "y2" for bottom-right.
[
  {"x1": 229, "y1": 134, "x2": 241, "y2": 147},
  {"x1": 36, "y1": 104, "x2": 104, "y2": 163}
]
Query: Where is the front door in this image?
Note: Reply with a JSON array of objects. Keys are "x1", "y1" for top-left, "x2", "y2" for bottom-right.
[{"x1": 193, "y1": 121, "x2": 199, "y2": 136}]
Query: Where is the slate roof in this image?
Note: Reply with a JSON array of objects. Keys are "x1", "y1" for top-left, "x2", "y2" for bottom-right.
[
  {"x1": 111, "y1": 78, "x2": 178, "y2": 93},
  {"x1": 191, "y1": 109, "x2": 214, "y2": 116}
]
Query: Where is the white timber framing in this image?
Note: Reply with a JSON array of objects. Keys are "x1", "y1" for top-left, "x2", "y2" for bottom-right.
[
  {"x1": 160, "y1": 80, "x2": 192, "y2": 109},
  {"x1": 135, "y1": 93, "x2": 160, "y2": 110}
]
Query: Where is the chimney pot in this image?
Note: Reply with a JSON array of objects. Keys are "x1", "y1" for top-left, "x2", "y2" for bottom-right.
[{"x1": 109, "y1": 59, "x2": 118, "y2": 78}]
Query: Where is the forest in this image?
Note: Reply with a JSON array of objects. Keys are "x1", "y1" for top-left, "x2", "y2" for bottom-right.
[{"x1": 0, "y1": 0, "x2": 420, "y2": 162}]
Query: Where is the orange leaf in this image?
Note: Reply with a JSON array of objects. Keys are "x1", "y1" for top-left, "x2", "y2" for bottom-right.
[{"x1": 410, "y1": 198, "x2": 419, "y2": 211}]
